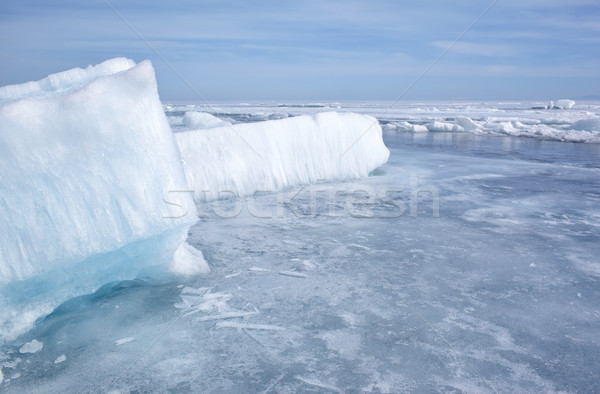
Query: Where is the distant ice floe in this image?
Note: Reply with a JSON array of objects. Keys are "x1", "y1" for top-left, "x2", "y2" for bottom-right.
[
  {"x1": 532, "y1": 99, "x2": 576, "y2": 110},
  {"x1": 427, "y1": 121, "x2": 465, "y2": 133},
  {"x1": 555, "y1": 99, "x2": 576, "y2": 109},
  {"x1": 379, "y1": 98, "x2": 600, "y2": 143},
  {"x1": 182, "y1": 111, "x2": 231, "y2": 129}
]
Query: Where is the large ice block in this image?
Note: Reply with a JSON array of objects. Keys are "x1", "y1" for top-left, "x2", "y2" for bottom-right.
[
  {"x1": 175, "y1": 112, "x2": 390, "y2": 202},
  {"x1": 0, "y1": 59, "x2": 197, "y2": 341}
]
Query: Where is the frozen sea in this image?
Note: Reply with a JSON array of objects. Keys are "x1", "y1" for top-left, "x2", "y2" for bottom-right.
[{"x1": 2, "y1": 101, "x2": 600, "y2": 393}]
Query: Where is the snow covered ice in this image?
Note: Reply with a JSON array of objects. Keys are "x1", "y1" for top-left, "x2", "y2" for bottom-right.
[{"x1": 1, "y1": 63, "x2": 600, "y2": 392}]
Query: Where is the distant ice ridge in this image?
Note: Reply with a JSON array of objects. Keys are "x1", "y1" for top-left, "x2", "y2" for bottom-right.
[
  {"x1": 176, "y1": 112, "x2": 390, "y2": 202},
  {"x1": 182, "y1": 111, "x2": 231, "y2": 129},
  {"x1": 383, "y1": 113, "x2": 600, "y2": 143},
  {"x1": 0, "y1": 58, "x2": 197, "y2": 341}
]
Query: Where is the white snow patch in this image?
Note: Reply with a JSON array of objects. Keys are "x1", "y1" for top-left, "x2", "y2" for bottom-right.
[
  {"x1": 169, "y1": 242, "x2": 210, "y2": 276},
  {"x1": 19, "y1": 339, "x2": 43, "y2": 354},
  {"x1": 115, "y1": 337, "x2": 135, "y2": 346},
  {"x1": 54, "y1": 354, "x2": 67, "y2": 364},
  {"x1": 249, "y1": 267, "x2": 271, "y2": 272}
]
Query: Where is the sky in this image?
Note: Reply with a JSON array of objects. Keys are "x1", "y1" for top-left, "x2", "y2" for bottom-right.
[{"x1": 1, "y1": 0, "x2": 599, "y2": 101}]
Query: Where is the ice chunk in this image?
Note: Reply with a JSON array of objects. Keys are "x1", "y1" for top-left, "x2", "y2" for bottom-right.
[
  {"x1": 176, "y1": 112, "x2": 390, "y2": 201},
  {"x1": 455, "y1": 116, "x2": 481, "y2": 131},
  {"x1": 182, "y1": 111, "x2": 231, "y2": 129},
  {"x1": 571, "y1": 118, "x2": 600, "y2": 132},
  {"x1": 383, "y1": 121, "x2": 428, "y2": 133},
  {"x1": 555, "y1": 99, "x2": 575, "y2": 109},
  {"x1": 0, "y1": 59, "x2": 196, "y2": 341},
  {"x1": 169, "y1": 242, "x2": 210, "y2": 276},
  {"x1": 54, "y1": 354, "x2": 67, "y2": 364},
  {"x1": 410, "y1": 124, "x2": 429, "y2": 133},
  {"x1": 19, "y1": 340, "x2": 43, "y2": 354},
  {"x1": 385, "y1": 121, "x2": 430, "y2": 133},
  {"x1": 427, "y1": 121, "x2": 465, "y2": 132}
]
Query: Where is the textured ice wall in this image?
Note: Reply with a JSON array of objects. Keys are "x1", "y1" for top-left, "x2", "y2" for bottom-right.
[
  {"x1": 176, "y1": 112, "x2": 390, "y2": 201},
  {"x1": 0, "y1": 59, "x2": 197, "y2": 341}
]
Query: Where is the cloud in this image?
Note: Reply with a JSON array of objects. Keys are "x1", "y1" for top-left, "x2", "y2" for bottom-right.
[{"x1": 432, "y1": 41, "x2": 517, "y2": 57}]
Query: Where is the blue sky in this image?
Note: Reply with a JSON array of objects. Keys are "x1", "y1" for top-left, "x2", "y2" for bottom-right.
[{"x1": 1, "y1": 0, "x2": 599, "y2": 100}]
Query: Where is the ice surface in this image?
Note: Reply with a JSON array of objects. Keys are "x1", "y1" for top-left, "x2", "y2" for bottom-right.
[
  {"x1": 0, "y1": 59, "x2": 196, "y2": 341},
  {"x1": 2, "y1": 119, "x2": 600, "y2": 393},
  {"x1": 176, "y1": 112, "x2": 390, "y2": 201},
  {"x1": 182, "y1": 111, "x2": 231, "y2": 129}
]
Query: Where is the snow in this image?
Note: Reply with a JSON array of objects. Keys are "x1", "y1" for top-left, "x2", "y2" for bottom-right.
[
  {"x1": 0, "y1": 58, "x2": 196, "y2": 341},
  {"x1": 182, "y1": 111, "x2": 231, "y2": 129},
  {"x1": 115, "y1": 337, "x2": 135, "y2": 346},
  {"x1": 54, "y1": 355, "x2": 66, "y2": 364},
  {"x1": 176, "y1": 112, "x2": 390, "y2": 202},
  {"x1": 19, "y1": 340, "x2": 43, "y2": 354}
]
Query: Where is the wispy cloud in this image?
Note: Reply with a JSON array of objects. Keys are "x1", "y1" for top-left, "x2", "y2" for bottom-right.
[
  {"x1": 1, "y1": 0, "x2": 599, "y2": 99},
  {"x1": 432, "y1": 41, "x2": 517, "y2": 57}
]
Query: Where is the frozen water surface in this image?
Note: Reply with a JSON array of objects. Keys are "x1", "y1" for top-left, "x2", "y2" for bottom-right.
[{"x1": 2, "y1": 126, "x2": 599, "y2": 392}]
